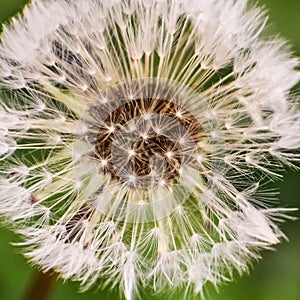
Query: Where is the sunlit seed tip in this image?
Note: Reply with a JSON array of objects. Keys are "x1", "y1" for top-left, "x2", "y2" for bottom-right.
[
  {"x1": 197, "y1": 154, "x2": 204, "y2": 163},
  {"x1": 75, "y1": 180, "x2": 83, "y2": 189},
  {"x1": 100, "y1": 97, "x2": 108, "y2": 104},
  {"x1": 165, "y1": 151, "x2": 173, "y2": 159},
  {"x1": 138, "y1": 200, "x2": 147, "y2": 206},
  {"x1": 176, "y1": 111, "x2": 183, "y2": 118},
  {"x1": 128, "y1": 174, "x2": 137, "y2": 184},
  {"x1": 128, "y1": 149, "x2": 135, "y2": 157},
  {"x1": 80, "y1": 84, "x2": 89, "y2": 92},
  {"x1": 154, "y1": 127, "x2": 161, "y2": 134},
  {"x1": 175, "y1": 205, "x2": 183, "y2": 214},
  {"x1": 159, "y1": 179, "x2": 166, "y2": 186},
  {"x1": 178, "y1": 137, "x2": 185, "y2": 144},
  {"x1": 100, "y1": 159, "x2": 108, "y2": 167},
  {"x1": 46, "y1": 134, "x2": 62, "y2": 145},
  {"x1": 143, "y1": 113, "x2": 152, "y2": 120},
  {"x1": 141, "y1": 133, "x2": 148, "y2": 140},
  {"x1": 108, "y1": 126, "x2": 115, "y2": 133},
  {"x1": 87, "y1": 69, "x2": 96, "y2": 75}
]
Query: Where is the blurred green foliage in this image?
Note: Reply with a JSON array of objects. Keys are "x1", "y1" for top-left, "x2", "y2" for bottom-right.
[
  {"x1": 0, "y1": 0, "x2": 299, "y2": 299},
  {"x1": 0, "y1": 0, "x2": 28, "y2": 26}
]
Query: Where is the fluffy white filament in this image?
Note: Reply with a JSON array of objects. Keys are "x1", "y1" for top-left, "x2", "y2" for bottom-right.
[{"x1": 0, "y1": 1, "x2": 299, "y2": 299}]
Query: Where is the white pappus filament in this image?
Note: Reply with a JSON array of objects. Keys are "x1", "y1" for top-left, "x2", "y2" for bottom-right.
[{"x1": 0, "y1": 1, "x2": 299, "y2": 300}]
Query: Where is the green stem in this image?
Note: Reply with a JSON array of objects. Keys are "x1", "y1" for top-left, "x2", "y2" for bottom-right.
[{"x1": 22, "y1": 270, "x2": 57, "y2": 300}]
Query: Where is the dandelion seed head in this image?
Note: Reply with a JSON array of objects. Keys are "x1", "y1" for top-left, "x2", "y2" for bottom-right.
[{"x1": 0, "y1": 0, "x2": 299, "y2": 299}]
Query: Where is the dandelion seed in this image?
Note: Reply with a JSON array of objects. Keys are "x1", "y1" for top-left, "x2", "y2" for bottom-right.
[{"x1": 0, "y1": 1, "x2": 299, "y2": 300}]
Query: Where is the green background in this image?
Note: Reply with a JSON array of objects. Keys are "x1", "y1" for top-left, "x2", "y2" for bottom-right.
[{"x1": 0, "y1": 1, "x2": 299, "y2": 299}]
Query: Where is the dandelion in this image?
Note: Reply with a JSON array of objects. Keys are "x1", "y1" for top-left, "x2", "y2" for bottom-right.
[{"x1": 0, "y1": 0, "x2": 299, "y2": 299}]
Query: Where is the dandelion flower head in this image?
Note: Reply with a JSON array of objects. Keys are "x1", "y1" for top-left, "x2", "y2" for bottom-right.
[{"x1": 0, "y1": 0, "x2": 299, "y2": 299}]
